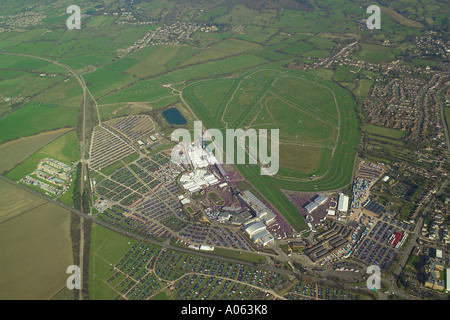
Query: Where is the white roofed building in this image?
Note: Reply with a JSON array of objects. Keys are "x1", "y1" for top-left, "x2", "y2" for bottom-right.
[
  {"x1": 238, "y1": 190, "x2": 276, "y2": 225},
  {"x1": 181, "y1": 198, "x2": 191, "y2": 205},
  {"x1": 314, "y1": 195, "x2": 328, "y2": 205},
  {"x1": 180, "y1": 169, "x2": 220, "y2": 193},
  {"x1": 243, "y1": 221, "x2": 274, "y2": 246},
  {"x1": 243, "y1": 221, "x2": 266, "y2": 237},
  {"x1": 305, "y1": 202, "x2": 319, "y2": 213},
  {"x1": 338, "y1": 193, "x2": 349, "y2": 213}
]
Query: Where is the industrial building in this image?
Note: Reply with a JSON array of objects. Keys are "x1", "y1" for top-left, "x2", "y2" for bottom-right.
[
  {"x1": 181, "y1": 198, "x2": 191, "y2": 205},
  {"x1": 188, "y1": 145, "x2": 209, "y2": 169},
  {"x1": 217, "y1": 212, "x2": 232, "y2": 223},
  {"x1": 172, "y1": 138, "x2": 219, "y2": 169},
  {"x1": 188, "y1": 244, "x2": 215, "y2": 251}
]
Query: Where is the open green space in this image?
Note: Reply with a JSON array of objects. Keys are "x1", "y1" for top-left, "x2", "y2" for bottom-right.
[
  {"x1": 212, "y1": 248, "x2": 266, "y2": 264},
  {"x1": 444, "y1": 108, "x2": 450, "y2": 136},
  {"x1": 179, "y1": 38, "x2": 261, "y2": 67},
  {"x1": 89, "y1": 224, "x2": 138, "y2": 300},
  {"x1": 0, "y1": 102, "x2": 78, "y2": 144},
  {"x1": 83, "y1": 68, "x2": 135, "y2": 99},
  {"x1": 364, "y1": 124, "x2": 405, "y2": 140},
  {"x1": 354, "y1": 44, "x2": 395, "y2": 64},
  {"x1": 0, "y1": 128, "x2": 71, "y2": 174}
]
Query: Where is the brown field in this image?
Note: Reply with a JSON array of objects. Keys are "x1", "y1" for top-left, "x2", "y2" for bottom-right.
[
  {"x1": 0, "y1": 128, "x2": 71, "y2": 174},
  {"x1": 0, "y1": 178, "x2": 47, "y2": 223},
  {"x1": 0, "y1": 180, "x2": 73, "y2": 299}
]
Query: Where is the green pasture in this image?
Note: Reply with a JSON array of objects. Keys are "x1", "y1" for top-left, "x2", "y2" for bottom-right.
[
  {"x1": 83, "y1": 68, "x2": 135, "y2": 99},
  {"x1": 36, "y1": 77, "x2": 83, "y2": 108},
  {"x1": 0, "y1": 102, "x2": 77, "y2": 144},
  {"x1": 179, "y1": 38, "x2": 261, "y2": 68},
  {"x1": 364, "y1": 124, "x2": 405, "y2": 139},
  {"x1": 98, "y1": 79, "x2": 170, "y2": 105},
  {"x1": 89, "y1": 224, "x2": 137, "y2": 300},
  {"x1": 354, "y1": 44, "x2": 395, "y2": 64},
  {"x1": 0, "y1": 72, "x2": 63, "y2": 101}
]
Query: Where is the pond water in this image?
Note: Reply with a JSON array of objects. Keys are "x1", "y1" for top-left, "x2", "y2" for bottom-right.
[{"x1": 162, "y1": 107, "x2": 187, "y2": 125}]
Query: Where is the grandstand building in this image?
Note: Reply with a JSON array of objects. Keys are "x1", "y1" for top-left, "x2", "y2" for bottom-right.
[
  {"x1": 243, "y1": 221, "x2": 274, "y2": 246},
  {"x1": 180, "y1": 169, "x2": 219, "y2": 193},
  {"x1": 314, "y1": 195, "x2": 328, "y2": 205},
  {"x1": 305, "y1": 201, "x2": 319, "y2": 213},
  {"x1": 238, "y1": 190, "x2": 276, "y2": 225},
  {"x1": 304, "y1": 194, "x2": 328, "y2": 213},
  {"x1": 215, "y1": 163, "x2": 228, "y2": 179}
]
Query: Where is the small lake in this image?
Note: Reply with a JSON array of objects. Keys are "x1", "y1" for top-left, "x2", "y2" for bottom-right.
[{"x1": 162, "y1": 107, "x2": 187, "y2": 125}]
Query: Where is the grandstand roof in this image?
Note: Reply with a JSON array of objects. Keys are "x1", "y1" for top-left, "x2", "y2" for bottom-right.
[
  {"x1": 305, "y1": 202, "x2": 319, "y2": 213},
  {"x1": 314, "y1": 195, "x2": 328, "y2": 205},
  {"x1": 243, "y1": 221, "x2": 266, "y2": 236}
]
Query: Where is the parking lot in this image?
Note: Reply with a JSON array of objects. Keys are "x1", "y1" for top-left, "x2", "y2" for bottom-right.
[
  {"x1": 284, "y1": 281, "x2": 369, "y2": 300},
  {"x1": 352, "y1": 213, "x2": 412, "y2": 270}
]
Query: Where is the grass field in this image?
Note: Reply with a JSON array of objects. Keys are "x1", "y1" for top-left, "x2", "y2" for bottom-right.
[
  {"x1": 6, "y1": 130, "x2": 80, "y2": 182},
  {"x1": 212, "y1": 248, "x2": 266, "y2": 264},
  {"x1": 179, "y1": 38, "x2": 261, "y2": 67},
  {"x1": 444, "y1": 108, "x2": 450, "y2": 136},
  {"x1": 83, "y1": 68, "x2": 135, "y2": 99},
  {"x1": 0, "y1": 128, "x2": 71, "y2": 174},
  {"x1": 354, "y1": 44, "x2": 395, "y2": 64},
  {"x1": 98, "y1": 79, "x2": 171, "y2": 105},
  {"x1": 380, "y1": 6, "x2": 425, "y2": 29},
  {"x1": 0, "y1": 72, "x2": 64, "y2": 106},
  {"x1": 278, "y1": 144, "x2": 324, "y2": 173},
  {"x1": 88, "y1": 224, "x2": 139, "y2": 300},
  {"x1": 36, "y1": 77, "x2": 84, "y2": 108},
  {"x1": 0, "y1": 102, "x2": 78, "y2": 144},
  {"x1": 364, "y1": 123, "x2": 405, "y2": 139},
  {"x1": 214, "y1": 4, "x2": 276, "y2": 26}
]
